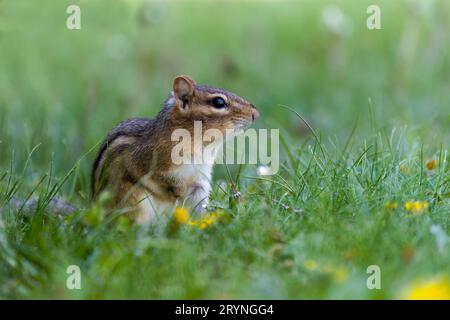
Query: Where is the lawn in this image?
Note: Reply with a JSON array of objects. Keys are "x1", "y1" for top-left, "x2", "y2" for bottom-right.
[{"x1": 0, "y1": 0, "x2": 449, "y2": 299}]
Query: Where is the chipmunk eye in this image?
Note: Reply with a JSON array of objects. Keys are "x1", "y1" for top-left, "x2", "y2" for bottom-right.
[{"x1": 211, "y1": 97, "x2": 227, "y2": 109}]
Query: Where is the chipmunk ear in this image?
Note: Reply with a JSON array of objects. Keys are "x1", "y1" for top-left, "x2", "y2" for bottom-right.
[{"x1": 173, "y1": 75, "x2": 196, "y2": 102}]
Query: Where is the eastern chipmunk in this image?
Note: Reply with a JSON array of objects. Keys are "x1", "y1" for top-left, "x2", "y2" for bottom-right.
[{"x1": 91, "y1": 75, "x2": 259, "y2": 224}]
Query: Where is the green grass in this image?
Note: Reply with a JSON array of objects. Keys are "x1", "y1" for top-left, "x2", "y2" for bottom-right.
[{"x1": 0, "y1": 0, "x2": 449, "y2": 299}]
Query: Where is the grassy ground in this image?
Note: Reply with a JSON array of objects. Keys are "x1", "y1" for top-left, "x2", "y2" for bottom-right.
[{"x1": 0, "y1": 0, "x2": 449, "y2": 299}]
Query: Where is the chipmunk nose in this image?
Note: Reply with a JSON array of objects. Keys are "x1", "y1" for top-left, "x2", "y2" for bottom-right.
[{"x1": 250, "y1": 104, "x2": 259, "y2": 121}]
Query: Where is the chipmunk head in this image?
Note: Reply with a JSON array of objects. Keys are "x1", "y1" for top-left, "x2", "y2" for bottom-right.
[{"x1": 168, "y1": 75, "x2": 259, "y2": 135}]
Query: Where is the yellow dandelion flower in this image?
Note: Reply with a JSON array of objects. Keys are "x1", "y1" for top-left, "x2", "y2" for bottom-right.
[
  {"x1": 304, "y1": 259, "x2": 318, "y2": 271},
  {"x1": 405, "y1": 201, "x2": 429, "y2": 215},
  {"x1": 333, "y1": 267, "x2": 349, "y2": 283},
  {"x1": 426, "y1": 159, "x2": 438, "y2": 171},
  {"x1": 173, "y1": 207, "x2": 190, "y2": 224},
  {"x1": 405, "y1": 201, "x2": 413, "y2": 211},
  {"x1": 402, "y1": 276, "x2": 450, "y2": 300},
  {"x1": 189, "y1": 211, "x2": 223, "y2": 229},
  {"x1": 385, "y1": 201, "x2": 398, "y2": 211},
  {"x1": 418, "y1": 201, "x2": 429, "y2": 211}
]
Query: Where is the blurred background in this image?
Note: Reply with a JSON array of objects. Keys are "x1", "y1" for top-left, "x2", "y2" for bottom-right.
[
  {"x1": 0, "y1": 0, "x2": 449, "y2": 197},
  {"x1": 1, "y1": 0, "x2": 450, "y2": 300}
]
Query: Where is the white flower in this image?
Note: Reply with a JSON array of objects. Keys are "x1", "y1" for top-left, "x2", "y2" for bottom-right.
[{"x1": 257, "y1": 165, "x2": 271, "y2": 176}]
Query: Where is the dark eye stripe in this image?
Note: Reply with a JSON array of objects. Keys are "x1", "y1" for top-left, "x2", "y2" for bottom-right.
[{"x1": 211, "y1": 97, "x2": 227, "y2": 109}]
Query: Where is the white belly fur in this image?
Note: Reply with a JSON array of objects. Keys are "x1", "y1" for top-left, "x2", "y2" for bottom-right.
[{"x1": 136, "y1": 163, "x2": 214, "y2": 224}]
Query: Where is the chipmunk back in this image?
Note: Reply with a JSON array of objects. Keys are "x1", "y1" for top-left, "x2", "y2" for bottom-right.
[{"x1": 91, "y1": 75, "x2": 259, "y2": 224}]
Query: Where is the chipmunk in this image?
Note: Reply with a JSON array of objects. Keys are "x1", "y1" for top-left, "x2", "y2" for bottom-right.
[{"x1": 91, "y1": 75, "x2": 259, "y2": 224}]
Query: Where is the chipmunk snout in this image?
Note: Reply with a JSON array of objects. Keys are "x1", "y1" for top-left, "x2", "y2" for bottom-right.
[{"x1": 250, "y1": 104, "x2": 259, "y2": 121}]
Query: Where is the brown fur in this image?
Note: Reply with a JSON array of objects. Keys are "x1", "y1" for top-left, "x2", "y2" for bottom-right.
[{"x1": 91, "y1": 75, "x2": 259, "y2": 221}]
